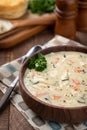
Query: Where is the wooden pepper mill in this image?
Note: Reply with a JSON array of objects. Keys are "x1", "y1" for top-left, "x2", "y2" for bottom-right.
[
  {"x1": 55, "y1": 0, "x2": 78, "y2": 40},
  {"x1": 77, "y1": 0, "x2": 87, "y2": 32}
]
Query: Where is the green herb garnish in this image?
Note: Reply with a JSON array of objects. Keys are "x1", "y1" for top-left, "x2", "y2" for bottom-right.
[
  {"x1": 28, "y1": 57, "x2": 36, "y2": 69},
  {"x1": 28, "y1": 0, "x2": 55, "y2": 15},
  {"x1": 28, "y1": 53, "x2": 47, "y2": 72}
]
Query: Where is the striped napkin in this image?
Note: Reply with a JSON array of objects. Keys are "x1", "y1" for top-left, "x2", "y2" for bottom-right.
[{"x1": 0, "y1": 35, "x2": 87, "y2": 130}]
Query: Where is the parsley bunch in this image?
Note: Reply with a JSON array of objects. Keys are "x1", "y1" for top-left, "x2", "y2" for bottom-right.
[
  {"x1": 28, "y1": 0, "x2": 55, "y2": 15},
  {"x1": 28, "y1": 53, "x2": 47, "y2": 72}
]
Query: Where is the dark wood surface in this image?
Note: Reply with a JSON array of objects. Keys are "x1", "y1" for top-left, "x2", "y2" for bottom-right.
[{"x1": 0, "y1": 28, "x2": 54, "y2": 130}]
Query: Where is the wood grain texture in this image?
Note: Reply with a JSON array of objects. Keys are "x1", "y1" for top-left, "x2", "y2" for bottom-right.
[
  {"x1": 9, "y1": 105, "x2": 35, "y2": 130},
  {"x1": 0, "y1": 26, "x2": 48, "y2": 49},
  {"x1": 77, "y1": 0, "x2": 87, "y2": 32},
  {"x1": 55, "y1": 0, "x2": 78, "y2": 40},
  {"x1": 10, "y1": 13, "x2": 56, "y2": 30},
  {"x1": 0, "y1": 13, "x2": 55, "y2": 49},
  {"x1": 0, "y1": 92, "x2": 9, "y2": 130}
]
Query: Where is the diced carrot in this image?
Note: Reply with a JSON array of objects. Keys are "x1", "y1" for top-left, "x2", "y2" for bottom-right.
[
  {"x1": 53, "y1": 95, "x2": 60, "y2": 100},
  {"x1": 73, "y1": 86, "x2": 79, "y2": 91},
  {"x1": 68, "y1": 59, "x2": 75, "y2": 64},
  {"x1": 35, "y1": 92, "x2": 47, "y2": 97},
  {"x1": 54, "y1": 57, "x2": 60, "y2": 63},
  {"x1": 72, "y1": 79, "x2": 80, "y2": 85},
  {"x1": 74, "y1": 67, "x2": 83, "y2": 73}
]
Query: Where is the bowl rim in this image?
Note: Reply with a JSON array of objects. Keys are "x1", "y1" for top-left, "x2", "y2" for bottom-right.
[{"x1": 19, "y1": 45, "x2": 87, "y2": 110}]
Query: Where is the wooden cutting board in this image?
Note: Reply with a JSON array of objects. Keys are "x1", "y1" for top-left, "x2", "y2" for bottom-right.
[{"x1": 0, "y1": 11, "x2": 56, "y2": 49}]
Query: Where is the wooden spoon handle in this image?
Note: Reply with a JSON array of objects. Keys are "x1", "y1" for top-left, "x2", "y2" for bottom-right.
[
  {"x1": 13, "y1": 13, "x2": 56, "y2": 28},
  {"x1": 0, "y1": 26, "x2": 47, "y2": 49}
]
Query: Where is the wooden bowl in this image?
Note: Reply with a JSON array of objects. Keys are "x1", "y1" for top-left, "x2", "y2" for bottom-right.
[{"x1": 19, "y1": 45, "x2": 87, "y2": 124}]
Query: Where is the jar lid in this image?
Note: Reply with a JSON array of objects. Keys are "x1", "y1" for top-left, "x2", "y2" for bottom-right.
[{"x1": 56, "y1": 0, "x2": 78, "y2": 12}]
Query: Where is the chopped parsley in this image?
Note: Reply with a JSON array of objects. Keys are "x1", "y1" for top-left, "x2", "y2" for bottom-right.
[
  {"x1": 28, "y1": 53, "x2": 47, "y2": 72},
  {"x1": 28, "y1": 0, "x2": 55, "y2": 15}
]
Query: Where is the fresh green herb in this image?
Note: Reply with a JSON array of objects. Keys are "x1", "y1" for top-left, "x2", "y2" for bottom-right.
[
  {"x1": 28, "y1": 53, "x2": 47, "y2": 72},
  {"x1": 28, "y1": 57, "x2": 36, "y2": 69},
  {"x1": 35, "y1": 53, "x2": 47, "y2": 71},
  {"x1": 28, "y1": 0, "x2": 55, "y2": 15}
]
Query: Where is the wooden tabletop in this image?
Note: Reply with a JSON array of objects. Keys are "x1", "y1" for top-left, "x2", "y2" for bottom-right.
[{"x1": 0, "y1": 28, "x2": 54, "y2": 130}]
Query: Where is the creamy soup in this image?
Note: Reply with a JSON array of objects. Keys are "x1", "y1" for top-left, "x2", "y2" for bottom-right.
[{"x1": 24, "y1": 51, "x2": 87, "y2": 107}]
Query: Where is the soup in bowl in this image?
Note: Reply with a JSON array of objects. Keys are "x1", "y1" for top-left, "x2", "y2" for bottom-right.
[{"x1": 19, "y1": 45, "x2": 87, "y2": 123}]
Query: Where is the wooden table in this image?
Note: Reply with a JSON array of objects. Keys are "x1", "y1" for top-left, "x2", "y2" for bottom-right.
[{"x1": 0, "y1": 28, "x2": 54, "y2": 130}]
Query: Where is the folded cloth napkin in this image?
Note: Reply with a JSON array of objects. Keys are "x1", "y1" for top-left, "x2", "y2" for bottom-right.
[{"x1": 0, "y1": 35, "x2": 87, "y2": 130}]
